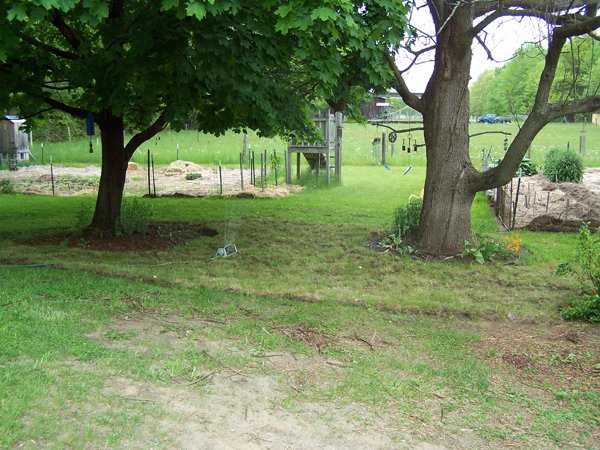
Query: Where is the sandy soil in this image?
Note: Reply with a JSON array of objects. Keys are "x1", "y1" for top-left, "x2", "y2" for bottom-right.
[{"x1": 0, "y1": 160, "x2": 301, "y2": 198}]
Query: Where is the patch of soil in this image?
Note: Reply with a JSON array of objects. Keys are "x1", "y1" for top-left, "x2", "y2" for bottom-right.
[
  {"x1": 527, "y1": 215, "x2": 600, "y2": 232},
  {"x1": 23, "y1": 221, "x2": 218, "y2": 252},
  {"x1": 0, "y1": 161, "x2": 302, "y2": 198},
  {"x1": 275, "y1": 324, "x2": 332, "y2": 354},
  {"x1": 475, "y1": 320, "x2": 600, "y2": 389},
  {"x1": 490, "y1": 168, "x2": 600, "y2": 232},
  {"x1": 90, "y1": 312, "x2": 443, "y2": 449}
]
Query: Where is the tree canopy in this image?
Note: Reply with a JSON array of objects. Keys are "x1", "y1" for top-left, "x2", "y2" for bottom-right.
[
  {"x1": 0, "y1": 0, "x2": 408, "y2": 233},
  {"x1": 471, "y1": 37, "x2": 600, "y2": 117}
]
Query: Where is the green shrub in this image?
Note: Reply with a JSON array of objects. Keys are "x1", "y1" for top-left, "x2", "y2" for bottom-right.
[
  {"x1": 557, "y1": 223, "x2": 600, "y2": 322},
  {"x1": 0, "y1": 179, "x2": 15, "y2": 194},
  {"x1": 391, "y1": 197, "x2": 422, "y2": 239},
  {"x1": 75, "y1": 202, "x2": 93, "y2": 230},
  {"x1": 117, "y1": 199, "x2": 152, "y2": 236},
  {"x1": 560, "y1": 294, "x2": 600, "y2": 323},
  {"x1": 517, "y1": 157, "x2": 538, "y2": 176},
  {"x1": 544, "y1": 147, "x2": 584, "y2": 183}
]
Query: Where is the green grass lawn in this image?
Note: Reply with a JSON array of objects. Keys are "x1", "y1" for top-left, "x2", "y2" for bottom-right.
[
  {"x1": 21, "y1": 121, "x2": 600, "y2": 168},
  {"x1": 0, "y1": 126, "x2": 598, "y2": 448}
]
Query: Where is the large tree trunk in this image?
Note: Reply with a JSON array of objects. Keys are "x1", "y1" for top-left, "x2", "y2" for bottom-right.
[
  {"x1": 418, "y1": 5, "x2": 478, "y2": 255},
  {"x1": 87, "y1": 113, "x2": 129, "y2": 236}
]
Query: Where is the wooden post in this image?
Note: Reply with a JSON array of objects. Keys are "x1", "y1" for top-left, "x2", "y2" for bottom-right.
[
  {"x1": 326, "y1": 148, "x2": 331, "y2": 185},
  {"x1": 296, "y1": 152, "x2": 301, "y2": 180},
  {"x1": 50, "y1": 156, "x2": 55, "y2": 196},
  {"x1": 239, "y1": 153, "x2": 244, "y2": 190},
  {"x1": 151, "y1": 154, "x2": 156, "y2": 197},
  {"x1": 335, "y1": 112, "x2": 342, "y2": 181},
  {"x1": 579, "y1": 130, "x2": 586, "y2": 157},
  {"x1": 260, "y1": 153, "x2": 264, "y2": 192},
  {"x1": 251, "y1": 151, "x2": 255, "y2": 186},
  {"x1": 381, "y1": 132, "x2": 386, "y2": 166},
  {"x1": 242, "y1": 130, "x2": 247, "y2": 163},
  {"x1": 512, "y1": 177, "x2": 521, "y2": 230},
  {"x1": 176, "y1": 143, "x2": 179, "y2": 160},
  {"x1": 147, "y1": 149, "x2": 151, "y2": 196},
  {"x1": 285, "y1": 150, "x2": 291, "y2": 184},
  {"x1": 219, "y1": 163, "x2": 223, "y2": 195}
]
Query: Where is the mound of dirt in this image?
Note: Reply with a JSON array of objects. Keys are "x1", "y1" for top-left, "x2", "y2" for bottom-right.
[
  {"x1": 164, "y1": 160, "x2": 204, "y2": 175},
  {"x1": 23, "y1": 221, "x2": 219, "y2": 252},
  {"x1": 527, "y1": 215, "x2": 600, "y2": 232},
  {"x1": 491, "y1": 168, "x2": 600, "y2": 232}
]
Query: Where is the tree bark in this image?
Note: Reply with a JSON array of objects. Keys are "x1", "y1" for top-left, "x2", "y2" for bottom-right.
[
  {"x1": 416, "y1": 4, "x2": 481, "y2": 255},
  {"x1": 87, "y1": 112, "x2": 128, "y2": 236}
]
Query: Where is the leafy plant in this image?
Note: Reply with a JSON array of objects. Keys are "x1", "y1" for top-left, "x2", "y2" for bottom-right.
[
  {"x1": 75, "y1": 202, "x2": 93, "y2": 230},
  {"x1": 544, "y1": 147, "x2": 584, "y2": 183},
  {"x1": 117, "y1": 199, "x2": 152, "y2": 236},
  {"x1": 461, "y1": 241, "x2": 485, "y2": 264},
  {"x1": 461, "y1": 235, "x2": 522, "y2": 264},
  {"x1": 557, "y1": 223, "x2": 600, "y2": 322},
  {"x1": 379, "y1": 233, "x2": 414, "y2": 256},
  {"x1": 0, "y1": 179, "x2": 15, "y2": 194},
  {"x1": 185, "y1": 172, "x2": 202, "y2": 180},
  {"x1": 391, "y1": 197, "x2": 422, "y2": 239},
  {"x1": 516, "y1": 157, "x2": 538, "y2": 176}
]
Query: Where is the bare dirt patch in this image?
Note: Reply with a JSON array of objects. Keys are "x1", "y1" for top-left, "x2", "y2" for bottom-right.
[
  {"x1": 22, "y1": 221, "x2": 218, "y2": 252},
  {"x1": 90, "y1": 312, "x2": 444, "y2": 449},
  {"x1": 475, "y1": 320, "x2": 600, "y2": 390},
  {"x1": 491, "y1": 168, "x2": 600, "y2": 231},
  {"x1": 0, "y1": 160, "x2": 302, "y2": 198}
]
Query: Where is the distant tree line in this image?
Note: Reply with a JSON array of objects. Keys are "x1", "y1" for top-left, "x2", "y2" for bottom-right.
[{"x1": 471, "y1": 37, "x2": 600, "y2": 121}]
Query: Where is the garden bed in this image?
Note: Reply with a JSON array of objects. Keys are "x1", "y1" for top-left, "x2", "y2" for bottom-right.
[
  {"x1": 489, "y1": 168, "x2": 600, "y2": 231},
  {"x1": 0, "y1": 160, "x2": 298, "y2": 198}
]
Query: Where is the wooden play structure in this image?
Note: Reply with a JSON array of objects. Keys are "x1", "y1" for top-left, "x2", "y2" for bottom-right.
[{"x1": 286, "y1": 109, "x2": 343, "y2": 185}]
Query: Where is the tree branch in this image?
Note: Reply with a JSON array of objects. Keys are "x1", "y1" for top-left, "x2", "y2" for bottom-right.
[
  {"x1": 44, "y1": 97, "x2": 88, "y2": 118},
  {"x1": 474, "y1": 34, "x2": 498, "y2": 62},
  {"x1": 124, "y1": 111, "x2": 168, "y2": 157},
  {"x1": 471, "y1": 11, "x2": 600, "y2": 191},
  {"x1": 473, "y1": 0, "x2": 592, "y2": 18},
  {"x1": 383, "y1": 50, "x2": 424, "y2": 113},
  {"x1": 50, "y1": 11, "x2": 81, "y2": 51},
  {"x1": 546, "y1": 95, "x2": 600, "y2": 119},
  {"x1": 19, "y1": 34, "x2": 79, "y2": 60}
]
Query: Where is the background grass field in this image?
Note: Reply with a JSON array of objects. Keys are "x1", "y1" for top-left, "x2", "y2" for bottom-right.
[{"x1": 22, "y1": 121, "x2": 600, "y2": 168}]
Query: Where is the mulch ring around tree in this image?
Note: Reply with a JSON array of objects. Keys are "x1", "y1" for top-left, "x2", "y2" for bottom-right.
[{"x1": 23, "y1": 221, "x2": 219, "y2": 252}]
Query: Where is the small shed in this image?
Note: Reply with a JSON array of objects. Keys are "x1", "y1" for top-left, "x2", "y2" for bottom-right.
[{"x1": 0, "y1": 115, "x2": 30, "y2": 163}]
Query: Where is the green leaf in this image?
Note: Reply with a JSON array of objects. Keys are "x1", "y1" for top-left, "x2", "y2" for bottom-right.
[
  {"x1": 7, "y1": 4, "x2": 28, "y2": 21},
  {"x1": 186, "y1": 1, "x2": 207, "y2": 20},
  {"x1": 275, "y1": 4, "x2": 294, "y2": 18},
  {"x1": 474, "y1": 251, "x2": 485, "y2": 265},
  {"x1": 161, "y1": 0, "x2": 180, "y2": 11},
  {"x1": 310, "y1": 7, "x2": 336, "y2": 21}
]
